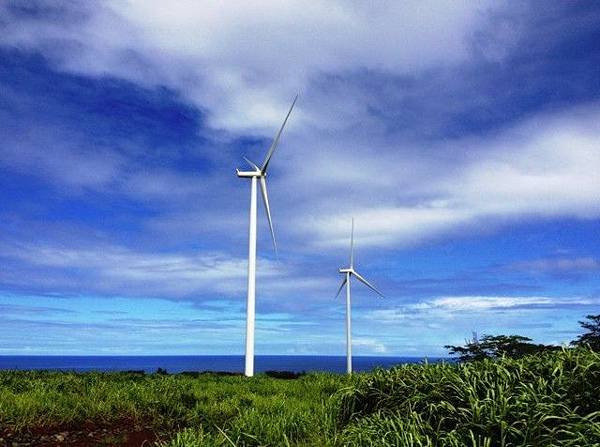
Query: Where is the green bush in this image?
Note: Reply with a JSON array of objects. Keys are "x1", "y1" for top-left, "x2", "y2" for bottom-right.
[{"x1": 337, "y1": 348, "x2": 600, "y2": 446}]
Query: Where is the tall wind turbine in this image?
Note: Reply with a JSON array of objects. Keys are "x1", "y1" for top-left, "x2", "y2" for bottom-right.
[
  {"x1": 236, "y1": 95, "x2": 298, "y2": 377},
  {"x1": 335, "y1": 218, "x2": 384, "y2": 374}
]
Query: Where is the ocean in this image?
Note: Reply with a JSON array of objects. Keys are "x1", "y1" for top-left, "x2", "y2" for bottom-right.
[{"x1": 0, "y1": 355, "x2": 446, "y2": 374}]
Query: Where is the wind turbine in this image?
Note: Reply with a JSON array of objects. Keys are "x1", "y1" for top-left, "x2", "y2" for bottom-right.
[
  {"x1": 236, "y1": 95, "x2": 298, "y2": 377},
  {"x1": 335, "y1": 218, "x2": 384, "y2": 374}
]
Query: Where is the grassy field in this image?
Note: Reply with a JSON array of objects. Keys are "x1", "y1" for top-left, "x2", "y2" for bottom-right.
[{"x1": 1, "y1": 348, "x2": 599, "y2": 446}]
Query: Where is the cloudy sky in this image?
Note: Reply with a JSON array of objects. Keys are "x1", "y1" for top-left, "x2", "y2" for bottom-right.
[{"x1": 0, "y1": 1, "x2": 599, "y2": 356}]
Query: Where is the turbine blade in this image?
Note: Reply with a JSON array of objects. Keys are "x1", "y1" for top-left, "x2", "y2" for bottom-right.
[
  {"x1": 335, "y1": 277, "x2": 347, "y2": 298},
  {"x1": 261, "y1": 94, "x2": 298, "y2": 173},
  {"x1": 259, "y1": 176, "x2": 277, "y2": 254},
  {"x1": 352, "y1": 270, "x2": 384, "y2": 298},
  {"x1": 243, "y1": 156, "x2": 260, "y2": 171},
  {"x1": 350, "y1": 218, "x2": 354, "y2": 269}
]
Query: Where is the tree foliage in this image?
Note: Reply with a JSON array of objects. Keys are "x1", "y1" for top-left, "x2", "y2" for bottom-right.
[
  {"x1": 445, "y1": 333, "x2": 559, "y2": 362},
  {"x1": 571, "y1": 314, "x2": 600, "y2": 351}
]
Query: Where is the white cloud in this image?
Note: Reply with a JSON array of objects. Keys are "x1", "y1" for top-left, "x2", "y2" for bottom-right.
[
  {"x1": 293, "y1": 104, "x2": 600, "y2": 248},
  {"x1": 1, "y1": 2, "x2": 598, "y2": 300},
  {"x1": 4, "y1": 2, "x2": 597, "y2": 253},
  {"x1": 458, "y1": 110, "x2": 600, "y2": 218},
  {"x1": 509, "y1": 257, "x2": 600, "y2": 274},
  {"x1": 367, "y1": 295, "x2": 599, "y2": 322},
  {"x1": 0, "y1": 1, "x2": 506, "y2": 132},
  {"x1": 2, "y1": 241, "x2": 282, "y2": 297},
  {"x1": 0, "y1": 238, "x2": 338, "y2": 303},
  {"x1": 421, "y1": 296, "x2": 595, "y2": 311},
  {"x1": 359, "y1": 294, "x2": 600, "y2": 352},
  {"x1": 353, "y1": 337, "x2": 387, "y2": 354}
]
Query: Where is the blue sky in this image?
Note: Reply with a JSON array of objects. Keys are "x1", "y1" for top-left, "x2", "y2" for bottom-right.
[{"x1": 0, "y1": 1, "x2": 599, "y2": 356}]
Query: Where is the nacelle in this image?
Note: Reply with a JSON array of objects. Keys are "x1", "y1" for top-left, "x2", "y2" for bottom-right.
[{"x1": 236, "y1": 169, "x2": 262, "y2": 178}]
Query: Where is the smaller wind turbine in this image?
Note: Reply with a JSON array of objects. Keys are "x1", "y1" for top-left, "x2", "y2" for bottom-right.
[{"x1": 335, "y1": 218, "x2": 384, "y2": 374}]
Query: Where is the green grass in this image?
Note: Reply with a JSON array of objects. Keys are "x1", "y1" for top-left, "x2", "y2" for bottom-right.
[
  {"x1": 1, "y1": 349, "x2": 599, "y2": 446},
  {"x1": 0, "y1": 370, "x2": 349, "y2": 445},
  {"x1": 337, "y1": 348, "x2": 600, "y2": 446}
]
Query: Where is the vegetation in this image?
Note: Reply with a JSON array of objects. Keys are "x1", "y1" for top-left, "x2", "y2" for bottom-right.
[
  {"x1": 1, "y1": 348, "x2": 599, "y2": 446},
  {"x1": 571, "y1": 314, "x2": 600, "y2": 351},
  {"x1": 0, "y1": 370, "x2": 346, "y2": 445},
  {"x1": 445, "y1": 314, "x2": 600, "y2": 362},
  {"x1": 445, "y1": 333, "x2": 559, "y2": 362},
  {"x1": 337, "y1": 348, "x2": 600, "y2": 447}
]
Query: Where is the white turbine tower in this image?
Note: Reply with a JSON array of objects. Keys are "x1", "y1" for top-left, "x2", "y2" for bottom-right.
[
  {"x1": 335, "y1": 218, "x2": 384, "y2": 374},
  {"x1": 236, "y1": 95, "x2": 298, "y2": 377}
]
